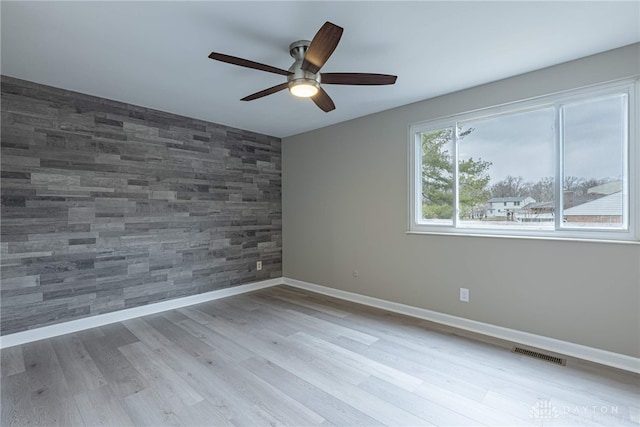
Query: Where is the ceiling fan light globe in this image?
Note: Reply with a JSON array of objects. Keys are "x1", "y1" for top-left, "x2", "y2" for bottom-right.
[{"x1": 289, "y1": 80, "x2": 319, "y2": 98}]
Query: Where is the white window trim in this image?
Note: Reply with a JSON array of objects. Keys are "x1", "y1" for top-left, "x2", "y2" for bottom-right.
[{"x1": 408, "y1": 78, "x2": 639, "y2": 243}]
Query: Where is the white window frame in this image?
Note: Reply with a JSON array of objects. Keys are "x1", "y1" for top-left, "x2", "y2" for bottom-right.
[{"x1": 408, "y1": 79, "x2": 639, "y2": 243}]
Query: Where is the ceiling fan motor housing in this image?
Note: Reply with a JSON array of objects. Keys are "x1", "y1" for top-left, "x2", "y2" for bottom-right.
[{"x1": 288, "y1": 40, "x2": 321, "y2": 90}]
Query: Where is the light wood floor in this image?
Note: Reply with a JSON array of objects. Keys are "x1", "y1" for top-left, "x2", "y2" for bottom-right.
[{"x1": 1, "y1": 285, "x2": 638, "y2": 426}]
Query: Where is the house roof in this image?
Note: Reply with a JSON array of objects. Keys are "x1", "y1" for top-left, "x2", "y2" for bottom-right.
[
  {"x1": 523, "y1": 201, "x2": 554, "y2": 209},
  {"x1": 489, "y1": 197, "x2": 529, "y2": 203},
  {"x1": 564, "y1": 192, "x2": 622, "y2": 216},
  {"x1": 587, "y1": 181, "x2": 623, "y2": 195}
]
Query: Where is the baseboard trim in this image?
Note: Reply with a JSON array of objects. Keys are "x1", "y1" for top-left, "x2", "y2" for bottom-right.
[
  {"x1": 282, "y1": 277, "x2": 640, "y2": 374},
  {"x1": 3, "y1": 276, "x2": 638, "y2": 373},
  {"x1": 0, "y1": 278, "x2": 282, "y2": 349}
]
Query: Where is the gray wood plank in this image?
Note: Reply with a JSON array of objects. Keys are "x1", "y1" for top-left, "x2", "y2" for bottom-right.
[
  {"x1": 174, "y1": 399, "x2": 234, "y2": 427},
  {"x1": 80, "y1": 329, "x2": 149, "y2": 397},
  {"x1": 50, "y1": 333, "x2": 107, "y2": 394},
  {"x1": 21, "y1": 340, "x2": 69, "y2": 397},
  {"x1": 73, "y1": 385, "x2": 135, "y2": 427},
  {"x1": 359, "y1": 375, "x2": 481, "y2": 426},
  {"x1": 291, "y1": 331, "x2": 424, "y2": 392},
  {"x1": 121, "y1": 388, "x2": 184, "y2": 427},
  {"x1": 2, "y1": 286, "x2": 638, "y2": 427},
  {"x1": 143, "y1": 314, "x2": 215, "y2": 357},
  {"x1": 176, "y1": 317, "x2": 255, "y2": 361},
  {"x1": 0, "y1": 75, "x2": 283, "y2": 336},
  {"x1": 29, "y1": 384, "x2": 85, "y2": 427},
  {"x1": 1, "y1": 346, "x2": 25, "y2": 378},
  {"x1": 1, "y1": 372, "x2": 35, "y2": 427},
  {"x1": 241, "y1": 356, "x2": 384, "y2": 427},
  {"x1": 148, "y1": 343, "x2": 238, "y2": 421},
  {"x1": 118, "y1": 341, "x2": 204, "y2": 413},
  {"x1": 121, "y1": 317, "x2": 175, "y2": 350},
  {"x1": 211, "y1": 322, "x2": 428, "y2": 425},
  {"x1": 197, "y1": 350, "x2": 326, "y2": 427}
]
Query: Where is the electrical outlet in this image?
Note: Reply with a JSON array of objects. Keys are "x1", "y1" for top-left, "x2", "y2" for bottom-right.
[
  {"x1": 460, "y1": 288, "x2": 469, "y2": 302},
  {"x1": 256, "y1": 261, "x2": 262, "y2": 271}
]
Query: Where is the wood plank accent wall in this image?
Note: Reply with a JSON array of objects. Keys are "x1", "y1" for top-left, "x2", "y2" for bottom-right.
[{"x1": 0, "y1": 76, "x2": 282, "y2": 335}]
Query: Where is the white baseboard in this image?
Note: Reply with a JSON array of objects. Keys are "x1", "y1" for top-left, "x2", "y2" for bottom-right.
[
  {"x1": 3, "y1": 275, "x2": 638, "y2": 374},
  {"x1": 0, "y1": 278, "x2": 282, "y2": 349},
  {"x1": 282, "y1": 277, "x2": 640, "y2": 374}
]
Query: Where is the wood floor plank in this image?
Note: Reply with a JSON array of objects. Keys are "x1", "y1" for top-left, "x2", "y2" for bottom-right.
[
  {"x1": 121, "y1": 317, "x2": 175, "y2": 350},
  {"x1": 214, "y1": 327, "x2": 429, "y2": 426},
  {"x1": 176, "y1": 317, "x2": 255, "y2": 361},
  {"x1": 330, "y1": 335, "x2": 491, "y2": 403},
  {"x1": 118, "y1": 341, "x2": 204, "y2": 413},
  {"x1": 73, "y1": 385, "x2": 135, "y2": 427},
  {"x1": 149, "y1": 343, "x2": 237, "y2": 421},
  {"x1": 21, "y1": 340, "x2": 70, "y2": 397},
  {"x1": 369, "y1": 335, "x2": 547, "y2": 396},
  {"x1": 1, "y1": 346, "x2": 25, "y2": 378},
  {"x1": 95, "y1": 322, "x2": 140, "y2": 348},
  {"x1": 50, "y1": 333, "x2": 107, "y2": 394},
  {"x1": 29, "y1": 382, "x2": 85, "y2": 427},
  {"x1": 195, "y1": 349, "x2": 327, "y2": 426},
  {"x1": 263, "y1": 287, "x2": 351, "y2": 318},
  {"x1": 143, "y1": 314, "x2": 215, "y2": 358},
  {"x1": 241, "y1": 356, "x2": 384, "y2": 427},
  {"x1": 2, "y1": 285, "x2": 638, "y2": 427},
  {"x1": 358, "y1": 375, "x2": 479, "y2": 426},
  {"x1": 174, "y1": 399, "x2": 234, "y2": 427},
  {"x1": 121, "y1": 388, "x2": 184, "y2": 427},
  {"x1": 291, "y1": 331, "x2": 424, "y2": 392},
  {"x1": 80, "y1": 329, "x2": 149, "y2": 398},
  {"x1": 176, "y1": 305, "x2": 217, "y2": 325},
  {"x1": 152, "y1": 344, "x2": 285, "y2": 426},
  {"x1": 208, "y1": 316, "x2": 370, "y2": 386},
  {"x1": 414, "y1": 374, "x2": 540, "y2": 426},
  {"x1": 198, "y1": 300, "x2": 299, "y2": 337},
  {"x1": 1, "y1": 372, "x2": 35, "y2": 427},
  {"x1": 275, "y1": 307, "x2": 379, "y2": 345}
]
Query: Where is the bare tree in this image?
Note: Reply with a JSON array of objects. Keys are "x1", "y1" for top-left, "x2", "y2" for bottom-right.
[
  {"x1": 563, "y1": 176, "x2": 584, "y2": 193},
  {"x1": 490, "y1": 175, "x2": 528, "y2": 198},
  {"x1": 528, "y1": 177, "x2": 554, "y2": 202}
]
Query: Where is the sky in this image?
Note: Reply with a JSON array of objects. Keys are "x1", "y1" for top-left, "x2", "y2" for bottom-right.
[{"x1": 456, "y1": 94, "x2": 625, "y2": 186}]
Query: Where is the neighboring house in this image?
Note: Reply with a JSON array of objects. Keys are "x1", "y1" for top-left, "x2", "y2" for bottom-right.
[
  {"x1": 486, "y1": 196, "x2": 535, "y2": 220},
  {"x1": 587, "y1": 180, "x2": 623, "y2": 196},
  {"x1": 565, "y1": 180, "x2": 623, "y2": 209},
  {"x1": 564, "y1": 191, "x2": 623, "y2": 224},
  {"x1": 519, "y1": 201, "x2": 555, "y2": 223}
]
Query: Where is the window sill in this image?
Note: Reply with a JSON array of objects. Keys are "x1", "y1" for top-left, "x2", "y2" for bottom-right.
[{"x1": 405, "y1": 230, "x2": 640, "y2": 245}]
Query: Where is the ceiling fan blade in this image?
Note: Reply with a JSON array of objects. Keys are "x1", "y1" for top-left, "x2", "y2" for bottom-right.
[
  {"x1": 241, "y1": 83, "x2": 289, "y2": 101},
  {"x1": 208, "y1": 52, "x2": 292, "y2": 76},
  {"x1": 301, "y1": 22, "x2": 344, "y2": 74},
  {"x1": 321, "y1": 73, "x2": 397, "y2": 85},
  {"x1": 311, "y1": 87, "x2": 336, "y2": 112}
]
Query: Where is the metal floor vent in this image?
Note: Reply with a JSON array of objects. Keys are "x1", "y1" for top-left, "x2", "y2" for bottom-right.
[{"x1": 511, "y1": 346, "x2": 566, "y2": 366}]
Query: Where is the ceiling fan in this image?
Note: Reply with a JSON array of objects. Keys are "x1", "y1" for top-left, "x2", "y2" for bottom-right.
[{"x1": 208, "y1": 21, "x2": 397, "y2": 112}]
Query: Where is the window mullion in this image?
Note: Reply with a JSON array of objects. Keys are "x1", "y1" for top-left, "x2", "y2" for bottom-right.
[
  {"x1": 621, "y1": 93, "x2": 630, "y2": 231},
  {"x1": 411, "y1": 132, "x2": 420, "y2": 226},
  {"x1": 453, "y1": 125, "x2": 460, "y2": 227},
  {"x1": 555, "y1": 104, "x2": 564, "y2": 231}
]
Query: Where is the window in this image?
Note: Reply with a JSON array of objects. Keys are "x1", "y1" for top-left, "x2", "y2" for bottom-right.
[{"x1": 409, "y1": 80, "x2": 638, "y2": 242}]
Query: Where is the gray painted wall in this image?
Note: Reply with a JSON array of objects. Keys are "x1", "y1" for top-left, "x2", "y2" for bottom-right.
[
  {"x1": 1, "y1": 76, "x2": 282, "y2": 335},
  {"x1": 283, "y1": 44, "x2": 640, "y2": 358}
]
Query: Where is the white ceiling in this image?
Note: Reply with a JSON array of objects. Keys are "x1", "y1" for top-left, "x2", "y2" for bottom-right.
[{"x1": 2, "y1": 1, "x2": 639, "y2": 138}]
